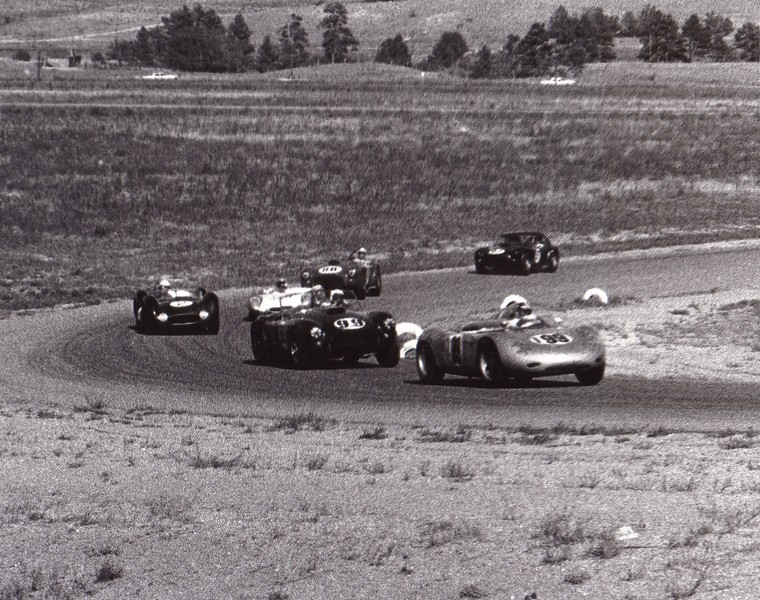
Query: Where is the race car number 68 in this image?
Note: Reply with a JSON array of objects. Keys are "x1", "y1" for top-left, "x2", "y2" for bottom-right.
[{"x1": 531, "y1": 333, "x2": 572, "y2": 345}]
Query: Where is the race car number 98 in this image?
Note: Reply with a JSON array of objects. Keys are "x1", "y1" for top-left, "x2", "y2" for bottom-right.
[{"x1": 531, "y1": 333, "x2": 572, "y2": 345}]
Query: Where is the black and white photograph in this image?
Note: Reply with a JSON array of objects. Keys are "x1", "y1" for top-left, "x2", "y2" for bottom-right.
[{"x1": 1, "y1": 0, "x2": 759, "y2": 597}]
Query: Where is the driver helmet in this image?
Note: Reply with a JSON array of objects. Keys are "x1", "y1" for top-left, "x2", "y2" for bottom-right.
[
  {"x1": 157, "y1": 277, "x2": 171, "y2": 292},
  {"x1": 356, "y1": 247, "x2": 367, "y2": 259},
  {"x1": 275, "y1": 278, "x2": 288, "y2": 292},
  {"x1": 330, "y1": 289, "x2": 345, "y2": 304}
]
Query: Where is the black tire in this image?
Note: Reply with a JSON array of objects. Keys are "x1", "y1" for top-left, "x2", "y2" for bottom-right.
[
  {"x1": 416, "y1": 342, "x2": 444, "y2": 384},
  {"x1": 205, "y1": 295, "x2": 220, "y2": 334},
  {"x1": 342, "y1": 352, "x2": 362, "y2": 365},
  {"x1": 478, "y1": 341, "x2": 505, "y2": 386},
  {"x1": 136, "y1": 295, "x2": 158, "y2": 333},
  {"x1": 288, "y1": 332, "x2": 314, "y2": 369},
  {"x1": 368, "y1": 269, "x2": 382, "y2": 297},
  {"x1": 133, "y1": 290, "x2": 147, "y2": 319},
  {"x1": 376, "y1": 341, "x2": 400, "y2": 368},
  {"x1": 250, "y1": 322, "x2": 270, "y2": 363},
  {"x1": 546, "y1": 251, "x2": 559, "y2": 273},
  {"x1": 519, "y1": 254, "x2": 533, "y2": 276},
  {"x1": 576, "y1": 365, "x2": 605, "y2": 386},
  {"x1": 475, "y1": 259, "x2": 486, "y2": 274}
]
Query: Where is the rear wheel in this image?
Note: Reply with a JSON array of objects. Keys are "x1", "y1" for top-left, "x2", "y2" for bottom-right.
[
  {"x1": 136, "y1": 295, "x2": 158, "y2": 333},
  {"x1": 478, "y1": 341, "x2": 505, "y2": 386},
  {"x1": 576, "y1": 365, "x2": 605, "y2": 386},
  {"x1": 416, "y1": 342, "x2": 444, "y2": 384},
  {"x1": 205, "y1": 296, "x2": 220, "y2": 334}
]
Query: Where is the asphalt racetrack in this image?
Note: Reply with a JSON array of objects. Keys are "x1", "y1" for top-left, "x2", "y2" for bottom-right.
[{"x1": 5, "y1": 245, "x2": 760, "y2": 432}]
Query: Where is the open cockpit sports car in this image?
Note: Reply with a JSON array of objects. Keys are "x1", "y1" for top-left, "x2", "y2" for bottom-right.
[
  {"x1": 474, "y1": 232, "x2": 559, "y2": 275},
  {"x1": 415, "y1": 296, "x2": 605, "y2": 387},
  {"x1": 133, "y1": 282, "x2": 219, "y2": 334},
  {"x1": 300, "y1": 250, "x2": 381, "y2": 299},
  {"x1": 244, "y1": 285, "x2": 327, "y2": 322},
  {"x1": 250, "y1": 290, "x2": 398, "y2": 369}
]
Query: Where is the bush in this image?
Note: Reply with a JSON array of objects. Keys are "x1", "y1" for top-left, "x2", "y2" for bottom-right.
[{"x1": 13, "y1": 49, "x2": 31, "y2": 62}]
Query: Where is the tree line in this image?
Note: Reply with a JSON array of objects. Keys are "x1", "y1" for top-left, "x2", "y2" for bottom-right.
[{"x1": 102, "y1": 2, "x2": 758, "y2": 76}]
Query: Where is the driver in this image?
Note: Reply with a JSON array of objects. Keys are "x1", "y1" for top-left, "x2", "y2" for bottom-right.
[
  {"x1": 329, "y1": 289, "x2": 347, "y2": 307},
  {"x1": 155, "y1": 277, "x2": 175, "y2": 298},
  {"x1": 352, "y1": 247, "x2": 368, "y2": 264},
  {"x1": 499, "y1": 300, "x2": 539, "y2": 329},
  {"x1": 274, "y1": 278, "x2": 289, "y2": 294}
]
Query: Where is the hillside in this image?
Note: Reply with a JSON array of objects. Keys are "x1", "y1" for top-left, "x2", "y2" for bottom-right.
[{"x1": 0, "y1": 0, "x2": 757, "y2": 59}]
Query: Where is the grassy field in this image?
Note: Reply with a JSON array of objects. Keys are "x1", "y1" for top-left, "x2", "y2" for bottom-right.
[{"x1": 2, "y1": 60, "x2": 760, "y2": 311}]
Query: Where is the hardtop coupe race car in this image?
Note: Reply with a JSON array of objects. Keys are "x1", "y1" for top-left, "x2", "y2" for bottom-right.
[
  {"x1": 133, "y1": 281, "x2": 220, "y2": 334},
  {"x1": 250, "y1": 291, "x2": 398, "y2": 369},
  {"x1": 474, "y1": 232, "x2": 560, "y2": 275},
  {"x1": 415, "y1": 297, "x2": 605, "y2": 386},
  {"x1": 300, "y1": 250, "x2": 381, "y2": 299}
]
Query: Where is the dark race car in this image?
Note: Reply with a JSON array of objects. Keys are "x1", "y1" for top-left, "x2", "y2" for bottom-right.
[
  {"x1": 133, "y1": 285, "x2": 220, "y2": 334},
  {"x1": 250, "y1": 292, "x2": 398, "y2": 369},
  {"x1": 415, "y1": 298, "x2": 605, "y2": 387},
  {"x1": 474, "y1": 232, "x2": 560, "y2": 275},
  {"x1": 299, "y1": 251, "x2": 381, "y2": 299}
]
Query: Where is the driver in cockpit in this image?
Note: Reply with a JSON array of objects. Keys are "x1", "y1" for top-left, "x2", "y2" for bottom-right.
[{"x1": 499, "y1": 300, "x2": 540, "y2": 329}]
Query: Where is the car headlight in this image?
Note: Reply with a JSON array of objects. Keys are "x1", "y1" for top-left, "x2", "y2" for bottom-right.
[
  {"x1": 157, "y1": 313, "x2": 169, "y2": 322},
  {"x1": 249, "y1": 296, "x2": 262, "y2": 310},
  {"x1": 302, "y1": 271, "x2": 310, "y2": 280},
  {"x1": 199, "y1": 310, "x2": 209, "y2": 320},
  {"x1": 310, "y1": 326, "x2": 324, "y2": 340},
  {"x1": 348, "y1": 268, "x2": 357, "y2": 277},
  {"x1": 382, "y1": 317, "x2": 395, "y2": 330}
]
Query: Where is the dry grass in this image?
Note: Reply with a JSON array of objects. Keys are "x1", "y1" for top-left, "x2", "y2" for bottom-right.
[
  {"x1": 6, "y1": 402, "x2": 760, "y2": 596},
  {"x1": 1, "y1": 62, "x2": 759, "y2": 311}
]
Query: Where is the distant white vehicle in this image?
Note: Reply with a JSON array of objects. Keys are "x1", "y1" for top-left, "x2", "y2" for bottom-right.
[
  {"x1": 540, "y1": 76, "x2": 576, "y2": 86},
  {"x1": 142, "y1": 72, "x2": 178, "y2": 80}
]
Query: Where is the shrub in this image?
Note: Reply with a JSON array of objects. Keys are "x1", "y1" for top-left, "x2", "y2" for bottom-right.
[{"x1": 13, "y1": 49, "x2": 31, "y2": 62}]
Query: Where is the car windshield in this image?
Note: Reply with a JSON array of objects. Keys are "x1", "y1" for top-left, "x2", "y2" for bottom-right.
[{"x1": 501, "y1": 233, "x2": 535, "y2": 245}]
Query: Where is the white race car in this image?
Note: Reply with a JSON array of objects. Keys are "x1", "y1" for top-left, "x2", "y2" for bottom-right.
[{"x1": 244, "y1": 286, "x2": 326, "y2": 321}]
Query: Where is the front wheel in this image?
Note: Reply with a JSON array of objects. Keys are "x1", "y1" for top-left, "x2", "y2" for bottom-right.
[
  {"x1": 519, "y1": 255, "x2": 533, "y2": 276},
  {"x1": 546, "y1": 251, "x2": 559, "y2": 273},
  {"x1": 250, "y1": 323, "x2": 269, "y2": 363},
  {"x1": 478, "y1": 342, "x2": 505, "y2": 386},
  {"x1": 288, "y1": 334, "x2": 312, "y2": 369},
  {"x1": 368, "y1": 270, "x2": 382, "y2": 297},
  {"x1": 416, "y1": 342, "x2": 444, "y2": 384},
  {"x1": 376, "y1": 342, "x2": 400, "y2": 368},
  {"x1": 576, "y1": 365, "x2": 605, "y2": 386}
]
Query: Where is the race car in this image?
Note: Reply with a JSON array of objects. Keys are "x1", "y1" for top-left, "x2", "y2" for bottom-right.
[
  {"x1": 250, "y1": 291, "x2": 398, "y2": 369},
  {"x1": 474, "y1": 232, "x2": 560, "y2": 275},
  {"x1": 243, "y1": 285, "x2": 325, "y2": 322},
  {"x1": 415, "y1": 297, "x2": 605, "y2": 386},
  {"x1": 133, "y1": 281, "x2": 220, "y2": 334},
  {"x1": 299, "y1": 250, "x2": 381, "y2": 299}
]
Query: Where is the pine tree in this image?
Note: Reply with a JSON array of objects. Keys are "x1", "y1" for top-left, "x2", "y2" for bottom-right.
[
  {"x1": 279, "y1": 14, "x2": 310, "y2": 69},
  {"x1": 320, "y1": 2, "x2": 359, "y2": 63},
  {"x1": 734, "y1": 22, "x2": 760, "y2": 61},
  {"x1": 256, "y1": 34, "x2": 279, "y2": 72}
]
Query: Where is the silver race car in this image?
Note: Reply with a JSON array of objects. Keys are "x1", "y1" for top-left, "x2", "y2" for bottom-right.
[{"x1": 415, "y1": 298, "x2": 605, "y2": 386}]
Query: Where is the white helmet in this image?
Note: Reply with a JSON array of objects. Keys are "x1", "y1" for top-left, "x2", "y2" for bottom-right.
[{"x1": 158, "y1": 278, "x2": 171, "y2": 290}]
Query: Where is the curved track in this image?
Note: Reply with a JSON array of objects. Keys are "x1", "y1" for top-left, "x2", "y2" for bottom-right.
[{"x1": 4, "y1": 246, "x2": 760, "y2": 431}]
